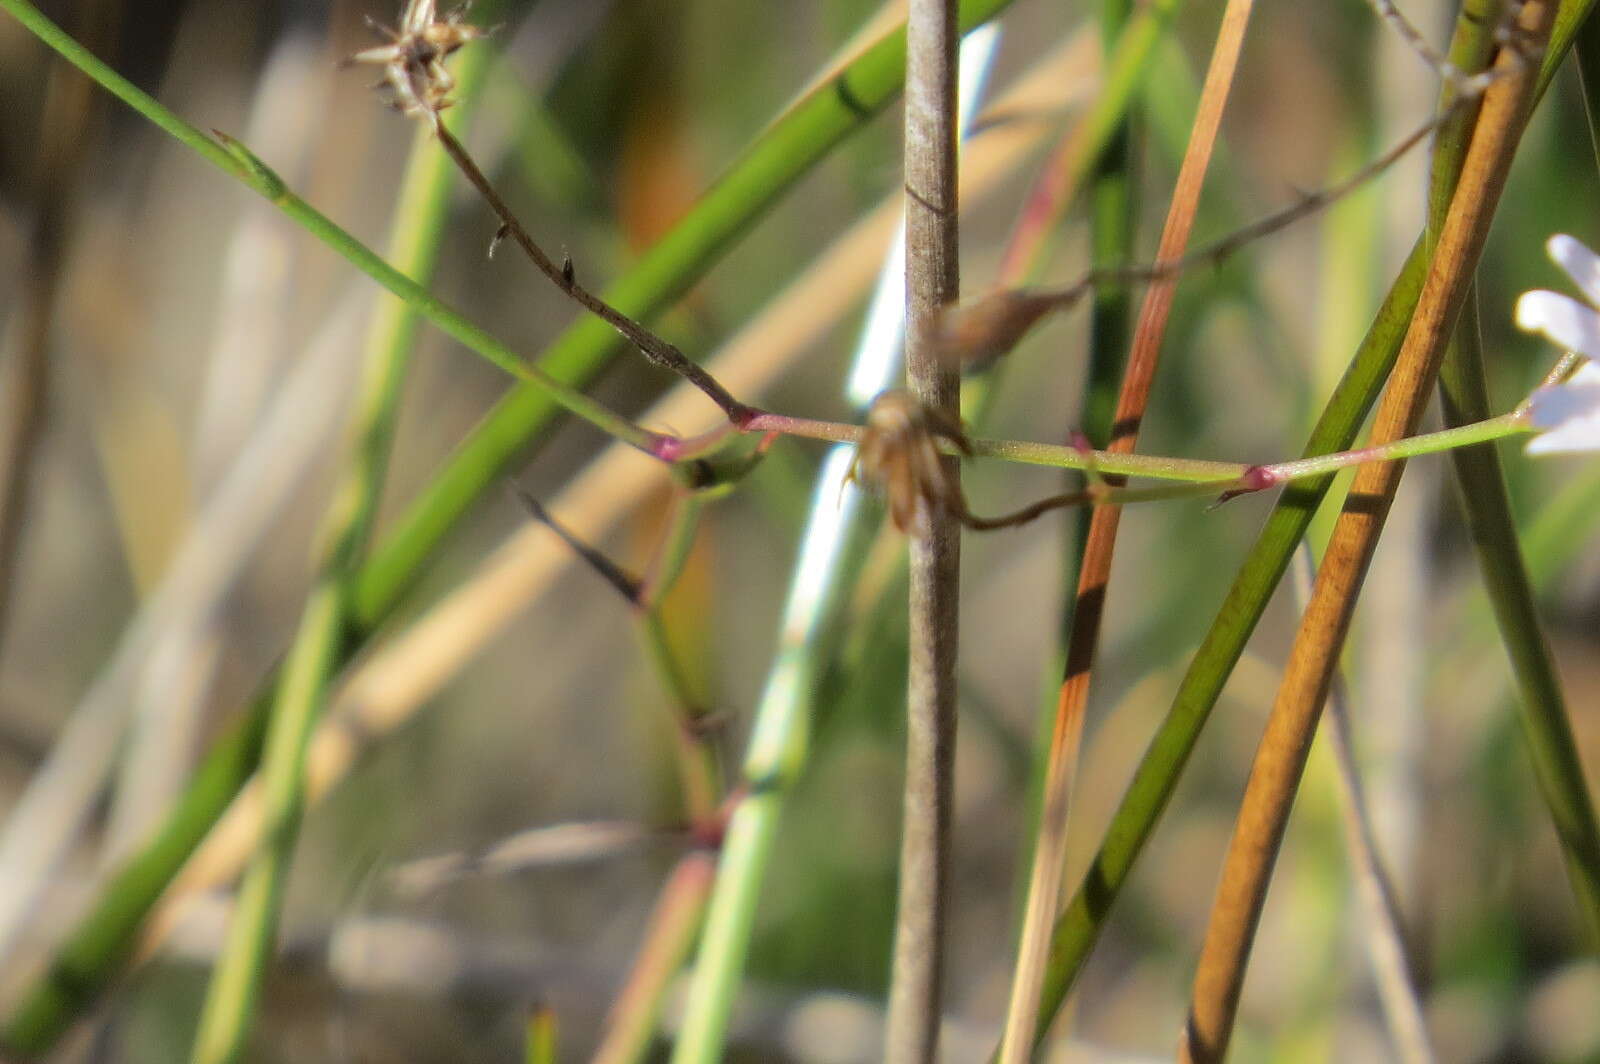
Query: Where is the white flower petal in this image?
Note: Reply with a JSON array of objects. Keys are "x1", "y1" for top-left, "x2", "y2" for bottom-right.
[
  {"x1": 1526, "y1": 414, "x2": 1600, "y2": 454},
  {"x1": 1526, "y1": 362, "x2": 1600, "y2": 455},
  {"x1": 1515, "y1": 290, "x2": 1600, "y2": 363},
  {"x1": 1549, "y1": 234, "x2": 1600, "y2": 308},
  {"x1": 1528, "y1": 383, "x2": 1600, "y2": 429}
]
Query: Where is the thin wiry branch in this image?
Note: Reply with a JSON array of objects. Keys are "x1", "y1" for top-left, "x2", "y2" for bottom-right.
[
  {"x1": 945, "y1": 99, "x2": 1471, "y2": 373},
  {"x1": 431, "y1": 126, "x2": 754, "y2": 426}
]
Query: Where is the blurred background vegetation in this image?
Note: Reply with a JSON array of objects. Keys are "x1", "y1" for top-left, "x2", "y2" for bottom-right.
[{"x1": 0, "y1": 0, "x2": 1598, "y2": 1060}]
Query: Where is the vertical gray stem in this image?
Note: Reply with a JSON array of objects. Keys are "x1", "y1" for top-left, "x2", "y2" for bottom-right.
[{"x1": 886, "y1": 1, "x2": 960, "y2": 1061}]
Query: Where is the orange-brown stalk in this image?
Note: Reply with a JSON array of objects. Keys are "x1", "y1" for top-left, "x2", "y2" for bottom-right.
[
  {"x1": 1179, "y1": 5, "x2": 1554, "y2": 1061},
  {"x1": 997, "y1": 0, "x2": 1259, "y2": 1059}
]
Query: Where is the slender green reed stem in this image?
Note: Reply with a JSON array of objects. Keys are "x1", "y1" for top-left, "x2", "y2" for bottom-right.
[
  {"x1": 1256, "y1": 410, "x2": 1531, "y2": 481},
  {"x1": 523, "y1": 487, "x2": 722, "y2": 828},
  {"x1": 189, "y1": 585, "x2": 341, "y2": 1064},
  {"x1": 1438, "y1": 288, "x2": 1600, "y2": 943},
  {"x1": 667, "y1": 452, "x2": 870, "y2": 1064},
  {"x1": 594, "y1": 852, "x2": 718, "y2": 1064},
  {"x1": 1082, "y1": 0, "x2": 1137, "y2": 456},
  {"x1": 1021, "y1": 0, "x2": 1137, "y2": 947},
  {"x1": 0, "y1": 10, "x2": 504, "y2": 1054},
  {"x1": 520, "y1": 489, "x2": 721, "y2": 1064},
  {"x1": 187, "y1": 76, "x2": 534, "y2": 1064},
  {"x1": 1006, "y1": 0, "x2": 1258, "y2": 1056},
  {"x1": 995, "y1": 0, "x2": 1184, "y2": 281}
]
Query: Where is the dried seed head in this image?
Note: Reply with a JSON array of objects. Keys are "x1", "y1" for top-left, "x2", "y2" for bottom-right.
[
  {"x1": 937, "y1": 288, "x2": 1064, "y2": 373},
  {"x1": 849, "y1": 390, "x2": 972, "y2": 532},
  {"x1": 348, "y1": 1, "x2": 483, "y2": 122}
]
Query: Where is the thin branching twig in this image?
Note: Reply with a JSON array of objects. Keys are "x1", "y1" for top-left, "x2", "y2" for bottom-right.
[{"x1": 432, "y1": 126, "x2": 754, "y2": 430}]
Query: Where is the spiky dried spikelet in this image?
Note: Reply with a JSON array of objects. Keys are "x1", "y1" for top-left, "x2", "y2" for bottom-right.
[
  {"x1": 849, "y1": 389, "x2": 973, "y2": 532},
  {"x1": 348, "y1": 1, "x2": 482, "y2": 122}
]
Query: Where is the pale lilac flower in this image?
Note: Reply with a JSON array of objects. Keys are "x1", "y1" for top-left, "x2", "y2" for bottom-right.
[{"x1": 1514, "y1": 235, "x2": 1600, "y2": 455}]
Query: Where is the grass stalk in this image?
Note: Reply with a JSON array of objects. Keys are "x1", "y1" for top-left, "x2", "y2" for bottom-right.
[
  {"x1": 594, "y1": 851, "x2": 719, "y2": 1064},
  {"x1": 1437, "y1": 287, "x2": 1600, "y2": 943},
  {"x1": 667, "y1": 30, "x2": 1004, "y2": 1060},
  {"x1": 186, "y1": 93, "x2": 526, "y2": 1064},
  {"x1": 0, "y1": 8, "x2": 1019, "y2": 1055},
  {"x1": 188, "y1": 586, "x2": 342, "y2": 1064},
  {"x1": 1180, "y1": 6, "x2": 1554, "y2": 1059},
  {"x1": 1019, "y1": 0, "x2": 1135, "y2": 970},
  {"x1": 994, "y1": 0, "x2": 1184, "y2": 283},
  {"x1": 998, "y1": 3, "x2": 1254, "y2": 1057},
  {"x1": 885, "y1": 2, "x2": 961, "y2": 1061},
  {"x1": 517, "y1": 488, "x2": 722, "y2": 829},
  {"x1": 1080, "y1": 0, "x2": 1137, "y2": 456},
  {"x1": 1012, "y1": 0, "x2": 1600, "y2": 1050},
  {"x1": 667, "y1": 451, "x2": 869, "y2": 1064},
  {"x1": 0, "y1": 15, "x2": 503, "y2": 1054}
]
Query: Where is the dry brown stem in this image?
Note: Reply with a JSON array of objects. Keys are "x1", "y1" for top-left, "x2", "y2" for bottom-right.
[
  {"x1": 998, "y1": 0, "x2": 1258, "y2": 1058},
  {"x1": 885, "y1": 1, "x2": 961, "y2": 1060},
  {"x1": 1180, "y1": 5, "x2": 1553, "y2": 1060}
]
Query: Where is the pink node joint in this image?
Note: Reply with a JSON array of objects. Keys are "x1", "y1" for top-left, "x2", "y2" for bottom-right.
[
  {"x1": 1238, "y1": 464, "x2": 1279, "y2": 491},
  {"x1": 651, "y1": 435, "x2": 686, "y2": 463}
]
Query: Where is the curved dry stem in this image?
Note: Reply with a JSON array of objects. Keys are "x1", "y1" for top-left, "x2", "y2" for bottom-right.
[{"x1": 1180, "y1": 7, "x2": 1553, "y2": 1060}]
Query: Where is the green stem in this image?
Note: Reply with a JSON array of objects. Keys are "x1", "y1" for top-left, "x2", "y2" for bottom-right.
[
  {"x1": 637, "y1": 493, "x2": 722, "y2": 829},
  {"x1": 1439, "y1": 291, "x2": 1600, "y2": 942},
  {"x1": 667, "y1": 455, "x2": 866, "y2": 1064},
  {"x1": 1257, "y1": 410, "x2": 1532, "y2": 483},
  {"x1": 189, "y1": 588, "x2": 341, "y2": 1064},
  {"x1": 760, "y1": 406, "x2": 1539, "y2": 487},
  {"x1": 964, "y1": 435, "x2": 1246, "y2": 480},
  {"x1": 188, "y1": 106, "x2": 522, "y2": 1064},
  {"x1": 0, "y1": 9, "x2": 504, "y2": 1054},
  {"x1": 1426, "y1": 0, "x2": 1600, "y2": 942}
]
